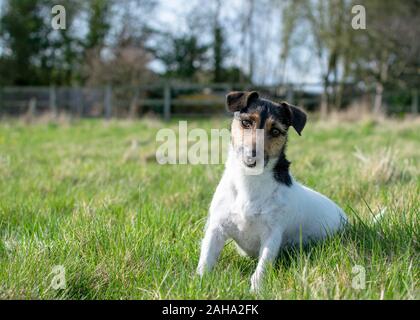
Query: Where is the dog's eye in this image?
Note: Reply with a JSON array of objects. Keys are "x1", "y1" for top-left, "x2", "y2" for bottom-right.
[
  {"x1": 270, "y1": 128, "x2": 281, "y2": 137},
  {"x1": 241, "y1": 119, "x2": 252, "y2": 128}
]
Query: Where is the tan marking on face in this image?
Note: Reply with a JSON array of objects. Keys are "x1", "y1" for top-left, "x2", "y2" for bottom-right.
[
  {"x1": 231, "y1": 117, "x2": 242, "y2": 147},
  {"x1": 231, "y1": 113, "x2": 287, "y2": 159},
  {"x1": 263, "y1": 117, "x2": 287, "y2": 158},
  {"x1": 231, "y1": 112, "x2": 260, "y2": 149}
]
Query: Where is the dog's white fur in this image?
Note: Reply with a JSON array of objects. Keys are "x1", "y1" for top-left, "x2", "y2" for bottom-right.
[{"x1": 197, "y1": 146, "x2": 347, "y2": 291}]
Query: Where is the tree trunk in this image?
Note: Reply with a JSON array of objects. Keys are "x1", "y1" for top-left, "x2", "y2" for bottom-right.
[
  {"x1": 320, "y1": 75, "x2": 329, "y2": 119},
  {"x1": 247, "y1": 0, "x2": 255, "y2": 79},
  {"x1": 373, "y1": 52, "x2": 389, "y2": 115},
  {"x1": 335, "y1": 82, "x2": 344, "y2": 110}
]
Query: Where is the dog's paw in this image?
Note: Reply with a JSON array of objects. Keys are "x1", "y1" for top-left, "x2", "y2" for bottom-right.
[
  {"x1": 250, "y1": 272, "x2": 262, "y2": 293},
  {"x1": 196, "y1": 265, "x2": 206, "y2": 277}
]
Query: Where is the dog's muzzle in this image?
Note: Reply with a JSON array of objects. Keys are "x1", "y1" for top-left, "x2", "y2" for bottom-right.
[
  {"x1": 244, "y1": 157, "x2": 257, "y2": 167},
  {"x1": 241, "y1": 148, "x2": 259, "y2": 168}
]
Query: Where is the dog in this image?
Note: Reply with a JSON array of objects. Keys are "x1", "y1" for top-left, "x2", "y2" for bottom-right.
[{"x1": 197, "y1": 91, "x2": 347, "y2": 292}]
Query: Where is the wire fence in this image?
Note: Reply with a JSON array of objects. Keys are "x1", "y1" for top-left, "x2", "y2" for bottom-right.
[{"x1": 0, "y1": 83, "x2": 417, "y2": 120}]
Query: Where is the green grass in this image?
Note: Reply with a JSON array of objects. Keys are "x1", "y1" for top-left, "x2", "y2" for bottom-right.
[{"x1": 0, "y1": 116, "x2": 418, "y2": 299}]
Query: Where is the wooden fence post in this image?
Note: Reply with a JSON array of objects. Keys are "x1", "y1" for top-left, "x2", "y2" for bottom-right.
[
  {"x1": 163, "y1": 83, "x2": 171, "y2": 121},
  {"x1": 412, "y1": 89, "x2": 418, "y2": 115},
  {"x1": 28, "y1": 97, "x2": 37, "y2": 117},
  {"x1": 78, "y1": 87, "x2": 84, "y2": 116},
  {"x1": 71, "y1": 87, "x2": 83, "y2": 117},
  {"x1": 104, "y1": 85, "x2": 113, "y2": 119},
  {"x1": 49, "y1": 85, "x2": 57, "y2": 117},
  {"x1": 129, "y1": 87, "x2": 140, "y2": 118},
  {"x1": 0, "y1": 87, "x2": 3, "y2": 114},
  {"x1": 286, "y1": 84, "x2": 294, "y2": 104}
]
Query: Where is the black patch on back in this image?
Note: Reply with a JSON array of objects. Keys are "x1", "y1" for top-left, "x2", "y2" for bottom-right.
[{"x1": 273, "y1": 145, "x2": 292, "y2": 186}]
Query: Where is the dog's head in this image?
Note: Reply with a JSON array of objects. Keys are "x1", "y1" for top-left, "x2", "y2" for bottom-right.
[{"x1": 226, "y1": 91, "x2": 306, "y2": 169}]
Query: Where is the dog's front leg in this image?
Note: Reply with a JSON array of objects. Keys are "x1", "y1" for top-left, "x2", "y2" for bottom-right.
[
  {"x1": 251, "y1": 232, "x2": 283, "y2": 292},
  {"x1": 196, "y1": 225, "x2": 226, "y2": 276}
]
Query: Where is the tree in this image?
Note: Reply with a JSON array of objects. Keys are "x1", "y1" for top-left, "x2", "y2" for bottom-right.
[
  {"x1": 278, "y1": 0, "x2": 300, "y2": 83},
  {"x1": 241, "y1": 0, "x2": 256, "y2": 81},
  {"x1": 156, "y1": 33, "x2": 209, "y2": 80},
  {"x1": 0, "y1": 0, "x2": 49, "y2": 85},
  {"x1": 284, "y1": 0, "x2": 420, "y2": 114},
  {"x1": 48, "y1": 0, "x2": 84, "y2": 85},
  {"x1": 83, "y1": 0, "x2": 158, "y2": 117},
  {"x1": 83, "y1": 0, "x2": 157, "y2": 84},
  {"x1": 211, "y1": 0, "x2": 229, "y2": 83},
  {"x1": 0, "y1": 0, "x2": 86, "y2": 86},
  {"x1": 299, "y1": 0, "x2": 354, "y2": 115},
  {"x1": 350, "y1": 0, "x2": 420, "y2": 113},
  {"x1": 85, "y1": 0, "x2": 111, "y2": 51}
]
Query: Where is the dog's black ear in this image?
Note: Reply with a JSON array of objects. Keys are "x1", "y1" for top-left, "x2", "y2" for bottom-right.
[
  {"x1": 226, "y1": 91, "x2": 259, "y2": 112},
  {"x1": 281, "y1": 102, "x2": 307, "y2": 136}
]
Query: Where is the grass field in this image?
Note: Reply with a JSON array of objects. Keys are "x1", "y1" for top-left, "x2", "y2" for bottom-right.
[{"x1": 0, "y1": 116, "x2": 418, "y2": 299}]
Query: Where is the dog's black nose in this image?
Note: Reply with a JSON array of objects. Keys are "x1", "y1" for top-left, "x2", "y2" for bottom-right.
[{"x1": 244, "y1": 149, "x2": 257, "y2": 167}]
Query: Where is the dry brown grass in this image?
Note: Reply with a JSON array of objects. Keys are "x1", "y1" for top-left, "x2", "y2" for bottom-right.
[{"x1": 353, "y1": 147, "x2": 411, "y2": 184}]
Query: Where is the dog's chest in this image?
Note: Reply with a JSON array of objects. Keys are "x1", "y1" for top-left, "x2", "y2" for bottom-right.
[
  {"x1": 213, "y1": 168, "x2": 289, "y2": 255},
  {"x1": 222, "y1": 192, "x2": 283, "y2": 257},
  {"x1": 232, "y1": 193, "x2": 273, "y2": 219},
  {"x1": 230, "y1": 173, "x2": 283, "y2": 219},
  {"x1": 225, "y1": 183, "x2": 285, "y2": 238}
]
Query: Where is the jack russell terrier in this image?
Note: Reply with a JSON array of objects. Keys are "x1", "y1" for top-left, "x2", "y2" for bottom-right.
[{"x1": 197, "y1": 91, "x2": 347, "y2": 292}]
